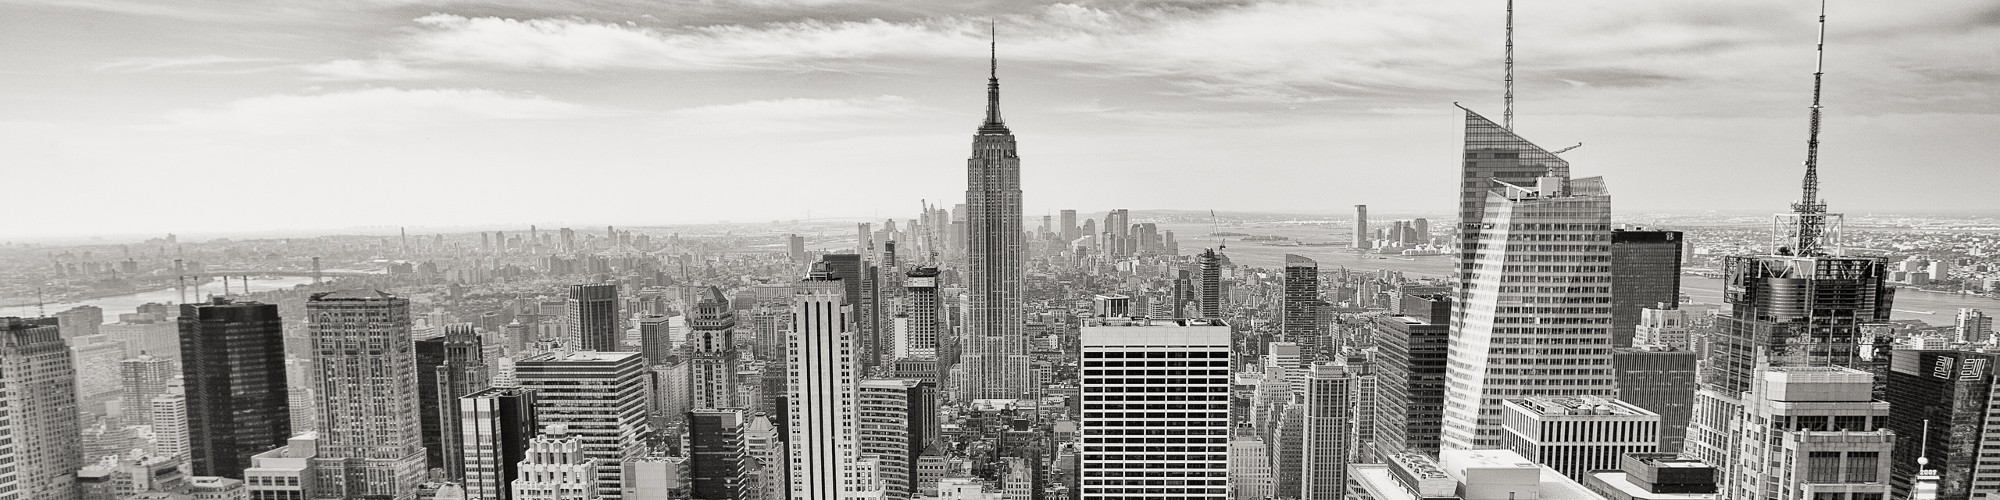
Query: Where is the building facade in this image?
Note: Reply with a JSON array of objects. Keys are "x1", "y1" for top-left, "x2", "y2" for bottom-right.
[
  {"x1": 1498, "y1": 396, "x2": 1661, "y2": 482},
  {"x1": 1079, "y1": 319, "x2": 1231, "y2": 500},
  {"x1": 1610, "y1": 229, "x2": 1684, "y2": 348},
  {"x1": 460, "y1": 387, "x2": 539, "y2": 500},
  {"x1": 567, "y1": 283, "x2": 621, "y2": 352},
  {"x1": 178, "y1": 298, "x2": 289, "y2": 479},
  {"x1": 514, "y1": 351, "x2": 650, "y2": 500},
  {"x1": 307, "y1": 290, "x2": 427, "y2": 499}
]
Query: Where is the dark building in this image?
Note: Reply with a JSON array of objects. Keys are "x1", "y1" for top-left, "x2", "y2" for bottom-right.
[
  {"x1": 1582, "y1": 453, "x2": 1719, "y2": 500},
  {"x1": 1887, "y1": 349, "x2": 1999, "y2": 500},
  {"x1": 688, "y1": 409, "x2": 753, "y2": 500},
  {"x1": 636, "y1": 314, "x2": 673, "y2": 366},
  {"x1": 567, "y1": 282, "x2": 621, "y2": 352},
  {"x1": 1611, "y1": 347, "x2": 1697, "y2": 453},
  {"x1": 1199, "y1": 249, "x2": 1222, "y2": 319},
  {"x1": 1371, "y1": 293, "x2": 1451, "y2": 458},
  {"x1": 416, "y1": 324, "x2": 489, "y2": 479},
  {"x1": 1703, "y1": 254, "x2": 1895, "y2": 396},
  {"x1": 177, "y1": 297, "x2": 288, "y2": 478},
  {"x1": 1282, "y1": 255, "x2": 1320, "y2": 358},
  {"x1": 1611, "y1": 229, "x2": 1685, "y2": 348},
  {"x1": 459, "y1": 387, "x2": 539, "y2": 500}
]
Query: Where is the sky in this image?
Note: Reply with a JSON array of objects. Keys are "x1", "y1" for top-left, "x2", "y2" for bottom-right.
[{"x1": 1, "y1": 0, "x2": 1995, "y2": 238}]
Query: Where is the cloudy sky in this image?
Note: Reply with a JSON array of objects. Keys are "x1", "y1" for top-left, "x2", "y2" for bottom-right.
[{"x1": 1, "y1": 0, "x2": 1995, "y2": 238}]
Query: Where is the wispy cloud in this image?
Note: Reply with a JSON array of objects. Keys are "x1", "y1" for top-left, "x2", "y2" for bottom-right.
[
  {"x1": 299, "y1": 59, "x2": 442, "y2": 81},
  {"x1": 662, "y1": 95, "x2": 927, "y2": 134},
  {"x1": 97, "y1": 55, "x2": 277, "y2": 73},
  {"x1": 159, "y1": 87, "x2": 612, "y2": 135}
]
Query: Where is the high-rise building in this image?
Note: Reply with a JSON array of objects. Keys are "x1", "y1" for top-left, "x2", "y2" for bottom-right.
[
  {"x1": 1498, "y1": 396, "x2": 1661, "y2": 482},
  {"x1": 1957, "y1": 308, "x2": 1993, "y2": 344},
  {"x1": 512, "y1": 427, "x2": 598, "y2": 500},
  {"x1": 1299, "y1": 363, "x2": 1353, "y2": 500},
  {"x1": 1229, "y1": 436, "x2": 1276, "y2": 500},
  {"x1": 858, "y1": 379, "x2": 922, "y2": 500},
  {"x1": 1198, "y1": 249, "x2": 1222, "y2": 320},
  {"x1": 898, "y1": 267, "x2": 943, "y2": 361},
  {"x1": 417, "y1": 323, "x2": 490, "y2": 480},
  {"x1": 787, "y1": 279, "x2": 861, "y2": 500},
  {"x1": 636, "y1": 314, "x2": 673, "y2": 367},
  {"x1": 1282, "y1": 255, "x2": 1321, "y2": 358},
  {"x1": 0, "y1": 317, "x2": 79, "y2": 500},
  {"x1": 307, "y1": 290, "x2": 426, "y2": 499},
  {"x1": 1353, "y1": 205, "x2": 1370, "y2": 250},
  {"x1": 1610, "y1": 229, "x2": 1684, "y2": 348},
  {"x1": 688, "y1": 409, "x2": 753, "y2": 500},
  {"x1": 1079, "y1": 319, "x2": 1231, "y2": 500},
  {"x1": 1631, "y1": 306, "x2": 1693, "y2": 349},
  {"x1": 1609, "y1": 348, "x2": 1696, "y2": 454},
  {"x1": 56, "y1": 305, "x2": 103, "y2": 339},
  {"x1": 1725, "y1": 367, "x2": 1893, "y2": 500},
  {"x1": 1372, "y1": 293, "x2": 1450, "y2": 458},
  {"x1": 788, "y1": 234, "x2": 807, "y2": 264},
  {"x1": 460, "y1": 387, "x2": 539, "y2": 500},
  {"x1": 515, "y1": 351, "x2": 650, "y2": 500},
  {"x1": 687, "y1": 287, "x2": 740, "y2": 410},
  {"x1": 1059, "y1": 209, "x2": 1079, "y2": 242},
  {"x1": 1442, "y1": 119, "x2": 1617, "y2": 450},
  {"x1": 961, "y1": 38, "x2": 1027, "y2": 402},
  {"x1": 1886, "y1": 349, "x2": 2000, "y2": 500},
  {"x1": 120, "y1": 353, "x2": 175, "y2": 427},
  {"x1": 1454, "y1": 110, "x2": 1570, "y2": 265},
  {"x1": 567, "y1": 283, "x2": 622, "y2": 352},
  {"x1": 151, "y1": 393, "x2": 191, "y2": 463},
  {"x1": 177, "y1": 297, "x2": 288, "y2": 478}
]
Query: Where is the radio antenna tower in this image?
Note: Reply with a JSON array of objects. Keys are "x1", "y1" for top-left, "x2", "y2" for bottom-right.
[
  {"x1": 1504, "y1": 0, "x2": 1515, "y2": 131},
  {"x1": 1790, "y1": 0, "x2": 1831, "y2": 256}
]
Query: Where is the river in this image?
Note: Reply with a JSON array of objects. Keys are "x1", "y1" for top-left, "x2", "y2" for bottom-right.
[{"x1": 0, "y1": 276, "x2": 321, "y2": 323}]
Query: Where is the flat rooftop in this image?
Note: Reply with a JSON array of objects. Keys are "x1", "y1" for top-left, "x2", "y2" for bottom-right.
[{"x1": 1507, "y1": 396, "x2": 1657, "y2": 417}]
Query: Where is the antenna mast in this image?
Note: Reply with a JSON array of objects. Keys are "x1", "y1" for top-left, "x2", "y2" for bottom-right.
[
  {"x1": 1504, "y1": 0, "x2": 1515, "y2": 131},
  {"x1": 1790, "y1": 0, "x2": 1830, "y2": 256}
]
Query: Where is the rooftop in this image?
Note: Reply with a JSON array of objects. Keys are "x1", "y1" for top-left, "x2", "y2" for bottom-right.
[
  {"x1": 1507, "y1": 396, "x2": 1657, "y2": 417},
  {"x1": 309, "y1": 289, "x2": 399, "y2": 301}
]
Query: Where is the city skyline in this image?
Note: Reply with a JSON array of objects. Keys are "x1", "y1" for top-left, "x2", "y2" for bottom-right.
[{"x1": 3, "y1": 0, "x2": 1998, "y2": 237}]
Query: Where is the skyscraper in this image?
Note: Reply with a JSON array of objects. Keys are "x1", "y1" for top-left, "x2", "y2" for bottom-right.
[
  {"x1": 459, "y1": 387, "x2": 539, "y2": 500},
  {"x1": 1198, "y1": 248, "x2": 1221, "y2": 320},
  {"x1": 1957, "y1": 308, "x2": 1993, "y2": 343},
  {"x1": 151, "y1": 393, "x2": 191, "y2": 463},
  {"x1": 1281, "y1": 255, "x2": 1320, "y2": 358},
  {"x1": 688, "y1": 409, "x2": 754, "y2": 500},
  {"x1": 1610, "y1": 347, "x2": 1697, "y2": 454},
  {"x1": 858, "y1": 378, "x2": 921, "y2": 500},
  {"x1": 512, "y1": 427, "x2": 598, "y2": 500},
  {"x1": 898, "y1": 267, "x2": 942, "y2": 361},
  {"x1": 177, "y1": 297, "x2": 288, "y2": 478},
  {"x1": 961, "y1": 33, "x2": 1028, "y2": 401},
  {"x1": 788, "y1": 279, "x2": 861, "y2": 500},
  {"x1": 418, "y1": 323, "x2": 490, "y2": 480},
  {"x1": 1886, "y1": 349, "x2": 2000, "y2": 500},
  {"x1": 687, "y1": 286, "x2": 741, "y2": 410},
  {"x1": 1610, "y1": 229, "x2": 1684, "y2": 348},
  {"x1": 307, "y1": 290, "x2": 427, "y2": 499},
  {"x1": 1442, "y1": 110, "x2": 1616, "y2": 450},
  {"x1": 1079, "y1": 319, "x2": 1232, "y2": 500},
  {"x1": 1059, "y1": 209, "x2": 1078, "y2": 242},
  {"x1": 1372, "y1": 293, "x2": 1451, "y2": 458},
  {"x1": 567, "y1": 283, "x2": 621, "y2": 352},
  {"x1": 1299, "y1": 363, "x2": 1352, "y2": 500},
  {"x1": 120, "y1": 353, "x2": 175, "y2": 427},
  {"x1": 1353, "y1": 205, "x2": 1370, "y2": 250},
  {"x1": 515, "y1": 351, "x2": 650, "y2": 500},
  {"x1": 1, "y1": 317, "x2": 79, "y2": 500}
]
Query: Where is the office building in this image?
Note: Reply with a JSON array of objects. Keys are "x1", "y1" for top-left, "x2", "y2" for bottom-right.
[
  {"x1": 1957, "y1": 309, "x2": 1993, "y2": 344},
  {"x1": 1725, "y1": 366, "x2": 1893, "y2": 500},
  {"x1": 567, "y1": 283, "x2": 622, "y2": 352},
  {"x1": 152, "y1": 394, "x2": 191, "y2": 463},
  {"x1": 1301, "y1": 363, "x2": 1354, "y2": 500},
  {"x1": 1610, "y1": 229, "x2": 1684, "y2": 348},
  {"x1": 1283, "y1": 255, "x2": 1321, "y2": 359},
  {"x1": 177, "y1": 298, "x2": 288, "y2": 478},
  {"x1": 688, "y1": 409, "x2": 753, "y2": 500},
  {"x1": 1442, "y1": 120, "x2": 1617, "y2": 450},
  {"x1": 1610, "y1": 348, "x2": 1697, "y2": 454},
  {"x1": 1198, "y1": 249, "x2": 1222, "y2": 320},
  {"x1": 961, "y1": 42, "x2": 1027, "y2": 401},
  {"x1": 120, "y1": 353, "x2": 176, "y2": 427},
  {"x1": 687, "y1": 287, "x2": 740, "y2": 410},
  {"x1": 1371, "y1": 293, "x2": 1451, "y2": 459},
  {"x1": 1230, "y1": 436, "x2": 1276, "y2": 500},
  {"x1": 2, "y1": 317, "x2": 81, "y2": 500},
  {"x1": 636, "y1": 315, "x2": 673, "y2": 367},
  {"x1": 513, "y1": 427, "x2": 598, "y2": 500},
  {"x1": 1346, "y1": 450, "x2": 1599, "y2": 500},
  {"x1": 1580, "y1": 453, "x2": 1720, "y2": 500},
  {"x1": 1498, "y1": 396, "x2": 1661, "y2": 482},
  {"x1": 307, "y1": 290, "x2": 427, "y2": 499},
  {"x1": 1886, "y1": 349, "x2": 2000, "y2": 500},
  {"x1": 787, "y1": 279, "x2": 862, "y2": 500},
  {"x1": 899, "y1": 267, "x2": 943, "y2": 360},
  {"x1": 788, "y1": 234, "x2": 807, "y2": 263},
  {"x1": 1079, "y1": 319, "x2": 1232, "y2": 500},
  {"x1": 417, "y1": 323, "x2": 490, "y2": 479},
  {"x1": 1353, "y1": 205, "x2": 1370, "y2": 250},
  {"x1": 57, "y1": 305, "x2": 104, "y2": 339},
  {"x1": 1632, "y1": 306, "x2": 1692, "y2": 350},
  {"x1": 461, "y1": 387, "x2": 540, "y2": 500},
  {"x1": 516, "y1": 351, "x2": 651, "y2": 500},
  {"x1": 1453, "y1": 108, "x2": 1571, "y2": 262},
  {"x1": 244, "y1": 433, "x2": 320, "y2": 500},
  {"x1": 859, "y1": 378, "x2": 928, "y2": 500},
  {"x1": 817, "y1": 255, "x2": 876, "y2": 370},
  {"x1": 1060, "y1": 210, "x2": 1079, "y2": 241}
]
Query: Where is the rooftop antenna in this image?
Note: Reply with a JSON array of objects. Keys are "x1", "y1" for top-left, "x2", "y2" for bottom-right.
[
  {"x1": 1790, "y1": 0, "x2": 1831, "y2": 256},
  {"x1": 1504, "y1": 0, "x2": 1515, "y2": 131}
]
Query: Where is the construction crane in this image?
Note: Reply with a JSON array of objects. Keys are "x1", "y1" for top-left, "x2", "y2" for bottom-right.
[
  {"x1": 1209, "y1": 210, "x2": 1226, "y2": 250},
  {"x1": 1552, "y1": 142, "x2": 1582, "y2": 155}
]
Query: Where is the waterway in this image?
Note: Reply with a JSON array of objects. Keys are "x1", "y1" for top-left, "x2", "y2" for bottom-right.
[{"x1": 0, "y1": 275, "x2": 320, "y2": 323}]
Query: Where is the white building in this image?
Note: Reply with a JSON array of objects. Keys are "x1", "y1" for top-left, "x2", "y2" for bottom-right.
[
  {"x1": 1727, "y1": 366, "x2": 1893, "y2": 500},
  {"x1": 243, "y1": 432, "x2": 318, "y2": 500},
  {"x1": 1079, "y1": 318, "x2": 1232, "y2": 500},
  {"x1": 515, "y1": 351, "x2": 651, "y2": 500},
  {"x1": 1346, "y1": 450, "x2": 1600, "y2": 500},
  {"x1": 1443, "y1": 174, "x2": 1618, "y2": 450},
  {"x1": 514, "y1": 427, "x2": 598, "y2": 500},
  {"x1": 1301, "y1": 363, "x2": 1354, "y2": 500},
  {"x1": 1632, "y1": 306, "x2": 1692, "y2": 349},
  {"x1": 1498, "y1": 396, "x2": 1661, "y2": 482},
  {"x1": 150, "y1": 394, "x2": 191, "y2": 464},
  {"x1": 787, "y1": 279, "x2": 862, "y2": 500},
  {"x1": 1229, "y1": 436, "x2": 1276, "y2": 500}
]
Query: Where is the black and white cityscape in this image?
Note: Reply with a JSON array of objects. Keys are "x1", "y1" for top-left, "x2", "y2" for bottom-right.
[{"x1": 2, "y1": 1, "x2": 1999, "y2": 500}]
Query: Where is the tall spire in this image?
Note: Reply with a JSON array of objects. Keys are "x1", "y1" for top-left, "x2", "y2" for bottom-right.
[
  {"x1": 1504, "y1": 0, "x2": 1515, "y2": 131},
  {"x1": 983, "y1": 21, "x2": 1004, "y2": 130},
  {"x1": 1790, "y1": 0, "x2": 1830, "y2": 255}
]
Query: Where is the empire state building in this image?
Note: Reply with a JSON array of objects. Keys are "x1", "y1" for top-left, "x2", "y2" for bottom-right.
[{"x1": 960, "y1": 33, "x2": 1030, "y2": 402}]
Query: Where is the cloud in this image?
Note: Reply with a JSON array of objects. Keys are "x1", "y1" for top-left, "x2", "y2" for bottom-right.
[
  {"x1": 97, "y1": 55, "x2": 276, "y2": 73},
  {"x1": 662, "y1": 95, "x2": 927, "y2": 134},
  {"x1": 159, "y1": 87, "x2": 611, "y2": 135},
  {"x1": 299, "y1": 59, "x2": 442, "y2": 80}
]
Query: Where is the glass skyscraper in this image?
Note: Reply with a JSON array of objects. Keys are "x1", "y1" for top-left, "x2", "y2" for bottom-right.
[{"x1": 178, "y1": 298, "x2": 288, "y2": 478}]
